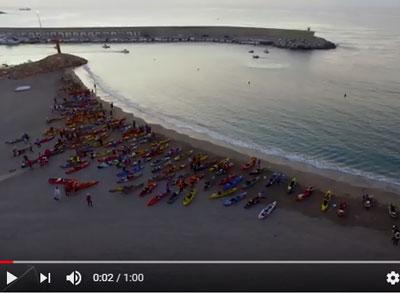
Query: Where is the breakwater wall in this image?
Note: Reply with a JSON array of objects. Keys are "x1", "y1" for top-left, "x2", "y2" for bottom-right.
[{"x1": 0, "y1": 26, "x2": 336, "y2": 50}]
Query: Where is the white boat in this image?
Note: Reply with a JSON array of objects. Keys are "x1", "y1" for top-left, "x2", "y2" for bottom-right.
[
  {"x1": 102, "y1": 44, "x2": 110, "y2": 49},
  {"x1": 121, "y1": 49, "x2": 129, "y2": 54},
  {"x1": 0, "y1": 37, "x2": 21, "y2": 46},
  {"x1": 19, "y1": 7, "x2": 31, "y2": 11},
  {"x1": 264, "y1": 49, "x2": 269, "y2": 54},
  {"x1": 15, "y1": 85, "x2": 31, "y2": 92},
  {"x1": 252, "y1": 55, "x2": 259, "y2": 59},
  {"x1": 258, "y1": 201, "x2": 277, "y2": 219}
]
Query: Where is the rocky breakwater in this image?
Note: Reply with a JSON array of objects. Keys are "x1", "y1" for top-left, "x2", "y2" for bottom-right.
[
  {"x1": 0, "y1": 53, "x2": 88, "y2": 79},
  {"x1": 273, "y1": 36, "x2": 336, "y2": 50}
]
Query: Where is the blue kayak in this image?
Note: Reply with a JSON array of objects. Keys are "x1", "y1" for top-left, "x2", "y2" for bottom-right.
[
  {"x1": 116, "y1": 165, "x2": 144, "y2": 177},
  {"x1": 223, "y1": 175, "x2": 243, "y2": 191},
  {"x1": 265, "y1": 172, "x2": 283, "y2": 187},
  {"x1": 224, "y1": 192, "x2": 247, "y2": 206}
]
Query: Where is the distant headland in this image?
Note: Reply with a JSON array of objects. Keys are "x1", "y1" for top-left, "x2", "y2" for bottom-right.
[{"x1": 0, "y1": 26, "x2": 336, "y2": 50}]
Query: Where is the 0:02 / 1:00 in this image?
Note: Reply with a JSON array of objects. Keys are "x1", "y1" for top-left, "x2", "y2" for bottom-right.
[{"x1": 92, "y1": 273, "x2": 145, "y2": 282}]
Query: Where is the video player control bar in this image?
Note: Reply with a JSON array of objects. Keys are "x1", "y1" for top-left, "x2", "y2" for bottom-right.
[{"x1": 1, "y1": 261, "x2": 400, "y2": 292}]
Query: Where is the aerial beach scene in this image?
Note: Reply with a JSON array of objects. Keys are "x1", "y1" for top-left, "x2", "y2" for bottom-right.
[{"x1": 1, "y1": 0, "x2": 400, "y2": 269}]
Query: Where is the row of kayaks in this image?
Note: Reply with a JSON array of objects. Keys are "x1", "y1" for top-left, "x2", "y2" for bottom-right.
[{"x1": 112, "y1": 182, "x2": 277, "y2": 218}]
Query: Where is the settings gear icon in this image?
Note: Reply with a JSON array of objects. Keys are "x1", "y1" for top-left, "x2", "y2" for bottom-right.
[{"x1": 386, "y1": 271, "x2": 400, "y2": 285}]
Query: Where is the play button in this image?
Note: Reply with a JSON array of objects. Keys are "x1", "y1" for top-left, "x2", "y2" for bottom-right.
[
  {"x1": 6, "y1": 271, "x2": 17, "y2": 285},
  {"x1": 40, "y1": 273, "x2": 51, "y2": 283}
]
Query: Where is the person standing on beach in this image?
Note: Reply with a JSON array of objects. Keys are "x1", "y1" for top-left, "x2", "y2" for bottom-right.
[
  {"x1": 86, "y1": 193, "x2": 93, "y2": 207},
  {"x1": 22, "y1": 133, "x2": 29, "y2": 144},
  {"x1": 54, "y1": 186, "x2": 61, "y2": 201},
  {"x1": 111, "y1": 102, "x2": 114, "y2": 110},
  {"x1": 178, "y1": 180, "x2": 184, "y2": 193},
  {"x1": 257, "y1": 158, "x2": 261, "y2": 169},
  {"x1": 132, "y1": 120, "x2": 136, "y2": 128}
]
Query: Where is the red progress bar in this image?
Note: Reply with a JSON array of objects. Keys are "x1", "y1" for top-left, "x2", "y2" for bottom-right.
[{"x1": 0, "y1": 261, "x2": 13, "y2": 264}]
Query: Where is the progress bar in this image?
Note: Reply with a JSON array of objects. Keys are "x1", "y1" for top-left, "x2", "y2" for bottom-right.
[{"x1": 4, "y1": 260, "x2": 400, "y2": 264}]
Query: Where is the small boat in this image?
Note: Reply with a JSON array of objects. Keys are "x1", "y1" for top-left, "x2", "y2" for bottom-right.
[
  {"x1": 389, "y1": 204, "x2": 398, "y2": 219},
  {"x1": 102, "y1": 44, "x2": 110, "y2": 49},
  {"x1": 248, "y1": 50, "x2": 254, "y2": 53},
  {"x1": 264, "y1": 49, "x2": 269, "y2": 54},
  {"x1": 244, "y1": 193, "x2": 264, "y2": 209},
  {"x1": 252, "y1": 55, "x2": 260, "y2": 59},
  {"x1": 258, "y1": 201, "x2": 277, "y2": 219},
  {"x1": 224, "y1": 192, "x2": 247, "y2": 206},
  {"x1": 362, "y1": 194, "x2": 373, "y2": 209},
  {"x1": 321, "y1": 190, "x2": 332, "y2": 212},
  {"x1": 287, "y1": 177, "x2": 297, "y2": 194},
  {"x1": 337, "y1": 201, "x2": 347, "y2": 217},
  {"x1": 0, "y1": 37, "x2": 21, "y2": 46},
  {"x1": 121, "y1": 49, "x2": 129, "y2": 54},
  {"x1": 19, "y1": 7, "x2": 31, "y2": 11}
]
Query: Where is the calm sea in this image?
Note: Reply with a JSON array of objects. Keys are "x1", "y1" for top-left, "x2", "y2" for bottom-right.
[{"x1": 1, "y1": 0, "x2": 399, "y2": 190}]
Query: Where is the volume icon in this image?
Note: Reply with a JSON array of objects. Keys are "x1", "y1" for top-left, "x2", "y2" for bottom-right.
[{"x1": 66, "y1": 270, "x2": 82, "y2": 286}]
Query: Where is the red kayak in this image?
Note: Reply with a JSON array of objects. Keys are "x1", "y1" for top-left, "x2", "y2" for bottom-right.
[
  {"x1": 48, "y1": 177, "x2": 77, "y2": 185},
  {"x1": 221, "y1": 162, "x2": 234, "y2": 170},
  {"x1": 139, "y1": 182, "x2": 158, "y2": 197},
  {"x1": 75, "y1": 180, "x2": 99, "y2": 191},
  {"x1": 186, "y1": 174, "x2": 205, "y2": 185},
  {"x1": 147, "y1": 192, "x2": 168, "y2": 206},
  {"x1": 65, "y1": 161, "x2": 90, "y2": 174},
  {"x1": 98, "y1": 154, "x2": 118, "y2": 163},
  {"x1": 105, "y1": 139, "x2": 123, "y2": 148},
  {"x1": 36, "y1": 136, "x2": 55, "y2": 145},
  {"x1": 142, "y1": 149, "x2": 165, "y2": 158},
  {"x1": 240, "y1": 157, "x2": 257, "y2": 170},
  {"x1": 219, "y1": 174, "x2": 237, "y2": 185}
]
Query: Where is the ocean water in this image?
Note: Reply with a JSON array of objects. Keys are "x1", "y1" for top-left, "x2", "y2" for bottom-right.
[{"x1": 0, "y1": 0, "x2": 399, "y2": 190}]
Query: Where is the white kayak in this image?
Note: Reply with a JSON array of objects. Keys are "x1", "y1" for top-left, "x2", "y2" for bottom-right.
[
  {"x1": 15, "y1": 85, "x2": 31, "y2": 92},
  {"x1": 258, "y1": 201, "x2": 277, "y2": 219}
]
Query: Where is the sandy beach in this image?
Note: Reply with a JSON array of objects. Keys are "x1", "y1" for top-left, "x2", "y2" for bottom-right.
[{"x1": 0, "y1": 54, "x2": 399, "y2": 262}]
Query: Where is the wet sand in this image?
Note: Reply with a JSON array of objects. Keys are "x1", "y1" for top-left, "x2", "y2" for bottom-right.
[{"x1": 0, "y1": 61, "x2": 399, "y2": 261}]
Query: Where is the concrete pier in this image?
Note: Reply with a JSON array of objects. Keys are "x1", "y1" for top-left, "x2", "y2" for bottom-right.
[{"x1": 0, "y1": 26, "x2": 336, "y2": 50}]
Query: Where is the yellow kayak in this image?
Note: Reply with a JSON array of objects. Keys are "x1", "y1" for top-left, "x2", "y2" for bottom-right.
[
  {"x1": 67, "y1": 155, "x2": 82, "y2": 163},
  {"x1": 94, "y1": 150, "x2": 112, "y2": 158},
  {"x1": 43, "y1": 128, "x2": 60, "y2": 136},
  {"x1": 109, "y1": 186, "x2": 123, "y2": 193},
  {"x1": 209, "y1": 158, "x2": 229, "y2": 171},
  {"x1": 199, "y1": 154, "x2": 208, "y2": 162},
  {"x1": 131, "y1": 149, "x2": 148, "y2": 158},
  {"x1": 159, "y1": 143, "x2": 169, "y2": 151},
  {"x1": 321, "y1": 190, "x2": 332, "y2": 212},
  {"x1": 174, "y1": 150, "x2": 193, "y2": 161},
  {"x1": 151, "y1": 139, "x2": 170, "y2": 147},
  {"x1": 183, "y1": 189, "x2": 197, "y2": 206},
  {"x1": 209, "y1": 187, "x2": 238, "y2": 199}
]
